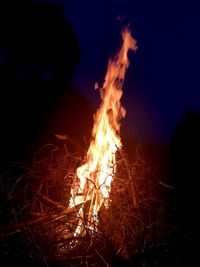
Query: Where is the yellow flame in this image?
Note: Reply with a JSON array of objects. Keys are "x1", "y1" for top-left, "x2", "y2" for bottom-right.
[{"x1": 69, "y1": 27, "x2": 137, "y2": 235}]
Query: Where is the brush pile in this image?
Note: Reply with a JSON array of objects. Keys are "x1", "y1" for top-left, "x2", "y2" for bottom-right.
[{"x1": 0, "y1": 140, "x2": 174, "y2": 266}]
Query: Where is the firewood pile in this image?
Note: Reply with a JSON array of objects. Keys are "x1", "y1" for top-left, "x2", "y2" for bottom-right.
[{"x1": 0, "y1": 141, "x2": 169, "y2": 266}]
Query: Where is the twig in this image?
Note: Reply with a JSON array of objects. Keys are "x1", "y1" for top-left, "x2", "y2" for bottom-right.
[
  {"x1": 4, "y1": 216, "x2": 50, "y2": 229},
  {"x1": 58, "y1": 255, "x2": 94, "y2": 261},
  {"x1": 119, "y1": 149, "x2": 137, "y2": 206},
  {"x1": 158, "y1": 181, "x2": 175, "y2": 190},
  {"x1": 38, "y1": 193, "x2": 66, "y2": 210},
  {"x1": 24, "y1": 219, "x2": 49, "y2": 267},
  {"x1": 95, "y1": 249, "x2": 110, "y2": 267},
  {"x1": 32, "y1": 181, "x2": 44, "y2": 209},
  {"x1": 0, "y1": 229, "x2": 22, "y2": 240}
]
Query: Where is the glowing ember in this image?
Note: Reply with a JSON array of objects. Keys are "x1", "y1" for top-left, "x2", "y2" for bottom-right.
[{"x1": 69, "y1": 27, "x2": 137, "y2": 235}]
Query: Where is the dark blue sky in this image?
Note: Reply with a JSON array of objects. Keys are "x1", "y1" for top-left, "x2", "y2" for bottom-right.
[{"x1": 40, "y1": 0, "x2": 200, "y2": 143}]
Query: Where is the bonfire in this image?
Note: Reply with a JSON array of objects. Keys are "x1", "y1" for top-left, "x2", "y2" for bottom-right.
[
  {"x1": 0, "y1": 27, "x2": 166, "y2": 266},
  {"x1": 68, "y1": 27, "x2": 137, "y2": 236}
]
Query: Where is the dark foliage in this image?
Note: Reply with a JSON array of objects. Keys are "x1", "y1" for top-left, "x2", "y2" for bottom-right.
[
  {"x1": 169, "y1": 109, "x2": 200, "y2": 266},
  {"x1": 0, "y1": 1, "x2": 93, "y2": 163}
]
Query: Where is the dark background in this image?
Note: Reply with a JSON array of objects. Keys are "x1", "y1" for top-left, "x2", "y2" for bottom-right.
[
  {"x1": 61, "y1": 0, "x2": 200, "y2": 143},
  {"x1": 0, "y1": 1, "x2": 93, "y2": 163},
  {"x1": 0, "y1": 1, "x2": 200, "y2": 265},
  {"x1": 0, "y1": 0, "x2": 200, "y2": 160}
]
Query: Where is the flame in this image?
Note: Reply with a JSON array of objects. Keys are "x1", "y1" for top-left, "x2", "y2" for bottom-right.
[{"x1": 69, "y1": 27, "x2": 137, "y2": 235}]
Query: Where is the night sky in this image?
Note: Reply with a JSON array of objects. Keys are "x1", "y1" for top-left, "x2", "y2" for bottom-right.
[{"x1": 43, "y1": 0, "x2": 200, "y2": 143}]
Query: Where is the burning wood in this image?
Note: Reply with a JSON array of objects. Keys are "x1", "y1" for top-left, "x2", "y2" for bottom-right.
[
  {"x1": 0, "y1": 138, "x2": 164, "y2": 266},
  {"x1": 68, "y1": 27, "x2": 137, "y2": 236},
  {"x1": 0, "y1": 27, "x2": 170, "y2": 266}
]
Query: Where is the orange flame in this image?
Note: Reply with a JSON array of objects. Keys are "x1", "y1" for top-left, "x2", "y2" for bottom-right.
[{"x1": 69, "y1": 27, "x2": 137, "y2": 235}]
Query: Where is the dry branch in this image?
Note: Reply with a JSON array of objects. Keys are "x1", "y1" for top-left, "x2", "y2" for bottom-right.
[
  {"x1": 37, "y1": 193, "x2": 66, "y2": 210},
  {"x1": 0, "y1": 142, "x2": 168, "y2": 266}
]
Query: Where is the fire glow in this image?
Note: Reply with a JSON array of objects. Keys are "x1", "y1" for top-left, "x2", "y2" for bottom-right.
[{"x1": 69, "y1": 27, "x2": 137, "y2": 235}]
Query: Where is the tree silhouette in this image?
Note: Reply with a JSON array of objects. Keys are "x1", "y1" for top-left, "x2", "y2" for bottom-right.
[
  {"x1": 170, "y1": 109, "x2": 200, "y2": 265},
  {"x1": 0, "y1": 1, "x2": 81, "y2": 82},
  {"x1": 0, "y1": 2, "x2": 93, "y2": 162}
]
